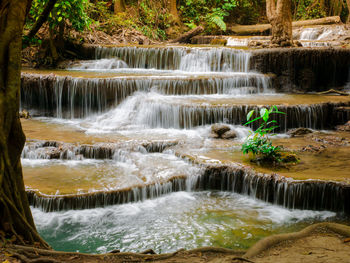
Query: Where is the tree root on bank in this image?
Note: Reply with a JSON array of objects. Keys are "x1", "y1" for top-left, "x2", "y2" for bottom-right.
[
  {"x1": 244, "y1": 222, "x2": 350, "y2": 259},
  {"x1": 317, "y1": 89, "x2": 349, "y2": 96}
]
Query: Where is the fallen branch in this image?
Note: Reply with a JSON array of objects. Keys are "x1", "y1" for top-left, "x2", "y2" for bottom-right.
[
  {"x1": 169, "y1": 26, "x2": 204, "y2": 43},
  {"x1": 228, "y1": 16, "x2": 342, "y2": 36}
]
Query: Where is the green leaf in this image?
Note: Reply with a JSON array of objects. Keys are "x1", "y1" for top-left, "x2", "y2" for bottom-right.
[
  {"x1": 247, "y1": 110, "x2": 255, "y2": 121},
  {"x1": 58, "y1": 17, "x2": 62, "y2": 22},
  {"x1": 259, "y1": 108, "x2": 267, "y2": 118}
]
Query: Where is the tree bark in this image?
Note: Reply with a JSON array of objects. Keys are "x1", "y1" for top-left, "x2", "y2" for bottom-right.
[
  {"x1": 114, "y1": 0, "x2": 126, "y2": 14},
  {"x1": 168, "y1": 0, "x2": 180, "y2": 24},
  {"x1": 0, "y1": 0, "x2": 49, "y2": 248},
  {"x1": 266, "y1": 0, "x2": 293, "y2": 46},
  {"x1": 26, "y1": 0, "x2": 58, "y2": 39},
  {"x1": 346, "y1": 0, "x2": 350, "y2": 23}
]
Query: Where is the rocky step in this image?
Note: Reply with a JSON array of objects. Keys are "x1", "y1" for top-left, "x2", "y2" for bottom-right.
[
  {"x1": 21, "y1": 71, "x2": 272, "y2": 118},
  {"x1": 26, "y1": 162, "x2": 350, "y2": 214},
  {"x1": 22, "y1": 139, "x2": 179, "y2": 160},
  {"x1": 134, "y1": 94, "x2": 350, "y2": 130},
  {"x1": 92, "y1": 45, "x2": 251, "y2": 72},
  {"x1": 75, "y1": 45, "x2": 350, "y2": 92}
]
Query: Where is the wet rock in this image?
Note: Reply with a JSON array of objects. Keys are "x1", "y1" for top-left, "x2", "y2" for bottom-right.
[
  {"x1": 209, "y1": 39, "x2": 227, "y2": 46},
  {"x1": 336, "y1": 121, "x2": 350, "y2": 132},
  {"x1": 19, "y1": 110, "x2": 31, "y2": 119},
  {"x1": 280, "y1": 152, "x2": 299, "y2": 163},
  {"x1": 211, "y1": 124, "x2": 231, "y2": 138},
  {"x1": 288, "y1": 127, "x2": 313, "y2": 137},
  {"x1": 221, "y1": 130, "x2": 237, "y2": 139}
]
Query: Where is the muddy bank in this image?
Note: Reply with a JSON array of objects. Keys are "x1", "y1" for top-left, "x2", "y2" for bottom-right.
[{"x1": 251, "y1": 48, "x2": 350, "y2": 92}]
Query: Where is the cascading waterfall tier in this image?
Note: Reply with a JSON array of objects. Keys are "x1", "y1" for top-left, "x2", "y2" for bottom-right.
[
  {"x1": 126, "y1": 98, "x2": 350, "y2": 131},
  {"x1": 27, "y1": 163, "x2": 350, "y2": 213},
  {"x1": 94, "y1": 46, "x2": 251, "y2": 72},
  {"x1": 21, "y1": 72, "x2": 271, "y2": 118},
  {"x1": 22, "y1": 139, "x2": 179, "y2": 160}
]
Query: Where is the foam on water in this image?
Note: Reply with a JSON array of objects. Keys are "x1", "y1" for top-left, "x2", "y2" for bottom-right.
[{"x1": 31, "y1": 191, "x2": 337, "y2": 254}]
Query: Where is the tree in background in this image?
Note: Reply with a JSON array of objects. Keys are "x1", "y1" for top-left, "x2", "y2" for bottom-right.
[
  {"x1": 114, "y1": 0, "x2": 126, "y2": 13},
  {"x1": 266, "y1": 0, "x2": 293, "y2": 46},
  {"x1": 168, "y1": 0, "x2": 181, "y2": 24},
  {"x1": 0, "y1": 0, "x2": 49, "y2": 247}
]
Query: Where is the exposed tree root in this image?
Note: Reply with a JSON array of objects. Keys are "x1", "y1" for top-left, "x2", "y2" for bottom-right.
[
  {"x1": 244, "y1": 222, "x2": 350, "y2": 258},
  {"x1": 317, "y1": 89, "x2": 349, "y2": 96}
]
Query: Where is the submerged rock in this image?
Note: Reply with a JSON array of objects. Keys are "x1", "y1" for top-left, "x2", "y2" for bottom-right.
[
  {"x1": 288, "y1": 127, "x2": 313, "y2": 137},
  {"x1": 312, "y1": 135, "x2": 348, "y2": 146},
  {"x1": 301, "y1": 144, "x2": 327, "y2": 153}
]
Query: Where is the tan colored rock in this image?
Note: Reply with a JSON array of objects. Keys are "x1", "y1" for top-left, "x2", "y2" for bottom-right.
[{"x1": 221, "y1": 130, "x2": 237, "y2": 139}]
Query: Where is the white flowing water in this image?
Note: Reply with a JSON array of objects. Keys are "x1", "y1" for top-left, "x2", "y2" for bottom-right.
[
  {"x1": 32, "y1": 191, "x2": 336, "y2": 254},
  {"x1": 20, "y1": 45, "x2": 347, "y2": 253}
]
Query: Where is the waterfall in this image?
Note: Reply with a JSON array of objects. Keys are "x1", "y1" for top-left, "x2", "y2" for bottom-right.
[
  {"x1": 21, "y1": 72, "x2": 271, "y2": 118},
  {"x1": 27, "y1": 163, "x2": 350, "y2": 213},
  {"x1": 94, "y1": 46, "x2": 251, "y2": 72}
]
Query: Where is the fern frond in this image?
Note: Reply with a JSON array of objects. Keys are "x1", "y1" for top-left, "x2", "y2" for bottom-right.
[{"x1": 209, "y1": 15, "x2": 226, "y2": 31}]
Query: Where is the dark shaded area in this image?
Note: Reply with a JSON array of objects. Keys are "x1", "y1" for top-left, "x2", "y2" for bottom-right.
[{"x1": 251, "y1": 48, "x2": 350, "y2": 92}]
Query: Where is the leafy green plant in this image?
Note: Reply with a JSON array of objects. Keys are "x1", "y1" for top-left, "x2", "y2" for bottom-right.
[
  {"x1": 241, "y1": 106, "x2": 285, "y2": 163},
  {"x1": 28, "y1": 0, "x2": 92, "y2": 31}
]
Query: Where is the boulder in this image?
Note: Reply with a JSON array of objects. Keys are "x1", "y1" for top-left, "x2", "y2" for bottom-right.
[
  {"x1": 287, "y1": 127, "x2": 313, "y2": 137},
  {"x1": 211, "y1": 124, "x2": 231, "y2": 138},
  {"x1": 221, "y1": 130, "x2": 237, "y2": 139}
]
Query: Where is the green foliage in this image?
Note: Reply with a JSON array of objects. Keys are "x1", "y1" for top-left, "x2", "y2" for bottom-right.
[
  {"x1": 28, "y1": 0, "x2": 92, "y2": 31},
  {"x1": 241, "y1": 106, "x2": 285, "y2": 162},
  {"x1": 207, "y1": 14, "x2": 227, "y2": 31},
  {"x1": 292, "y1": 0, "x2": 326, "y2": 20}
]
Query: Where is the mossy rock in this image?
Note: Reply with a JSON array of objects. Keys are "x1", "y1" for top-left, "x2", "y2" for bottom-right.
[{"x1": 210, "y1": 39, "x2": 227, "y2": 46}]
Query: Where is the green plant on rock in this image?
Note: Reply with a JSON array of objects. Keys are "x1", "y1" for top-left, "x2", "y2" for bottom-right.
[{"x1": 241, "y1": 106, "x2": 285, "y2": 163}]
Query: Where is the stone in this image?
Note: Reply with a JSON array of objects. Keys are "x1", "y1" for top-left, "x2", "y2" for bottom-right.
[
  {"x1": 221, "y1": 130, "x2": 237, "y2": 139},
  {"x1": 211, "y1": 124, "x2": 231, "y2": 138},
  {"x1": 287, "y1": 127, "x2": 313, "y2": 137},
  {"x1": 19, "y1": 110, "x2": 31, "y2": 119}
]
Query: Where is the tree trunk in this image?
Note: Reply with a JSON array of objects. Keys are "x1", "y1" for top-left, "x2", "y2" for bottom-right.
[
  {"x1": 26, "y1": 0, "x2": 58, "y2": 39},
  {"x1": 266, "y1": 0, "x2": 293, "y2": 46},
  {"x1": 347, "y1": 0, "x2": 350, "y2": 23},
  {"x1": 0, "y1": 0, "x2": 49, "y2": 248},
  {"x1": 168, "y1": 0, "x2": 180, "y2": 24},
  {"x1": 114, "y1": 0, "x2": 126, "y2": 14}
]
